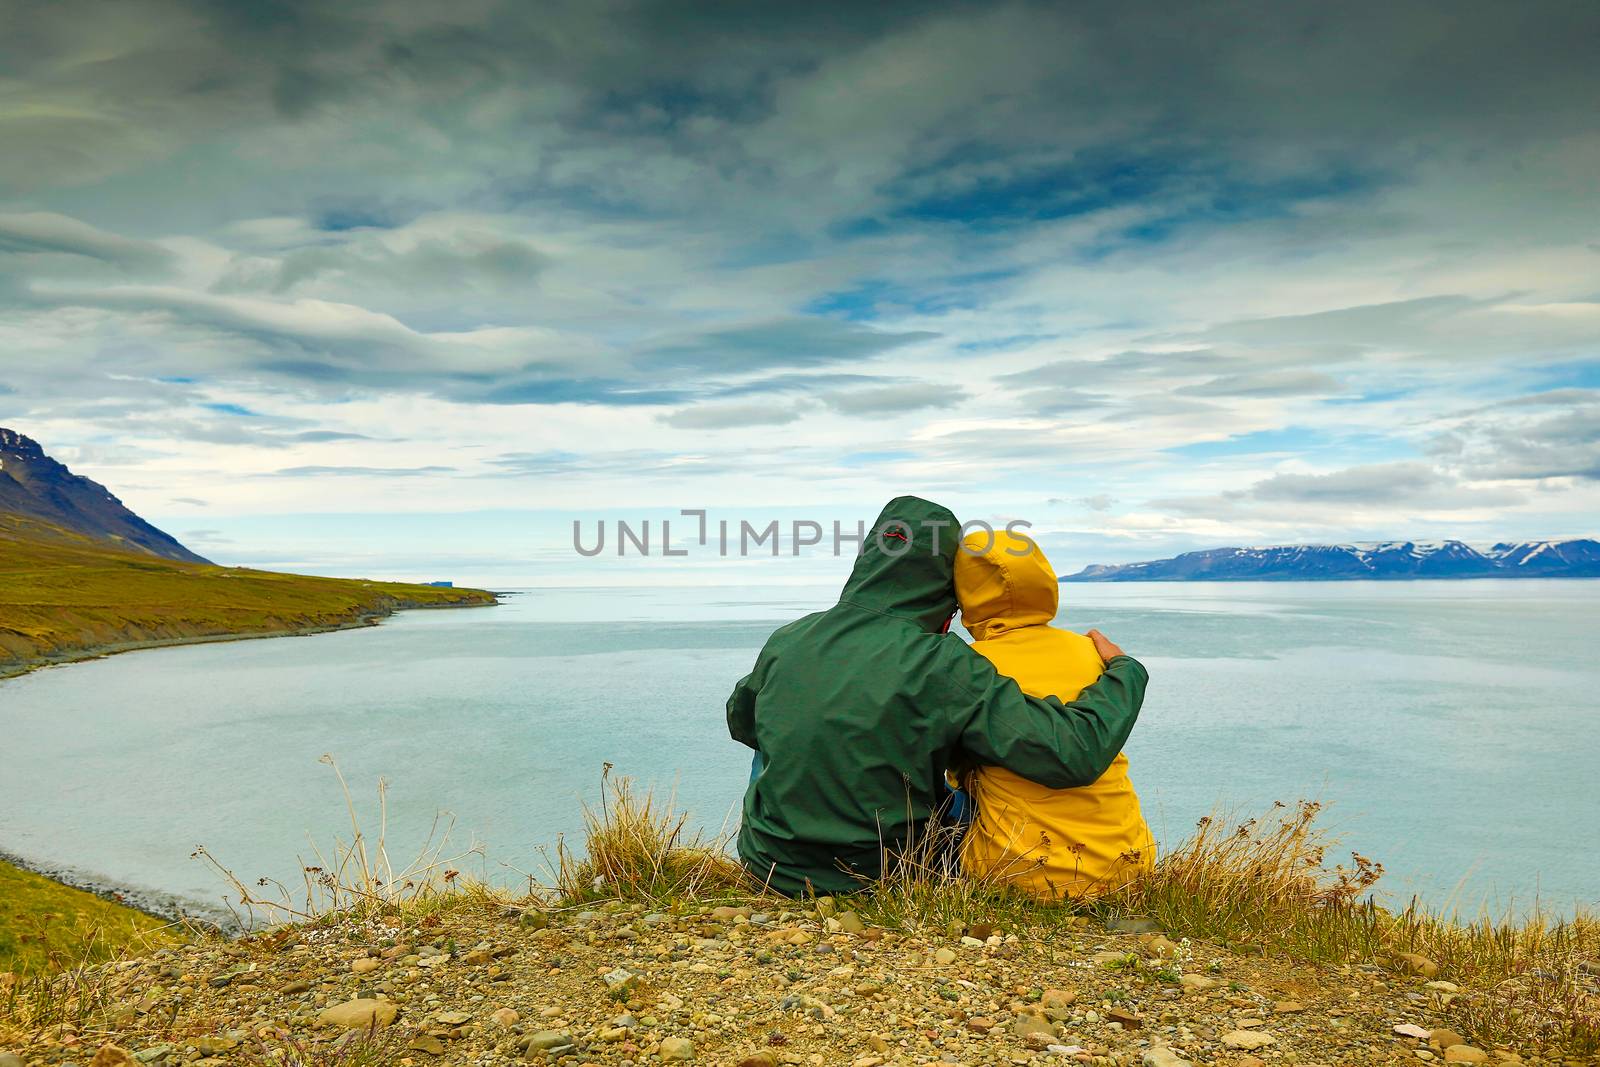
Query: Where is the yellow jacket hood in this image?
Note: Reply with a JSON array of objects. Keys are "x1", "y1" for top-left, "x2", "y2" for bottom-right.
[{"x1": 954, "y1": 529, "x2": 1059, "y2": 640}]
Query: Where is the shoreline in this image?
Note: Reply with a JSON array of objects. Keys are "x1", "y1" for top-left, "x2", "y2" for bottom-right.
[
  {"x1": 0, "y1": 849, "x2": 234, "y2": 934},
  {"x1": 0, "y1": 595, "x2": 498, "y2": 681},
  {"x1": 0, "y1": 595, "x2": 500, "y2": 932}
]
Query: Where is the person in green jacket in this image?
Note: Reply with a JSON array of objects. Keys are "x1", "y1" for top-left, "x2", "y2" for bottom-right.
[{"x1": 726, "y1": 495, "x2": 1149, "y2": 896}]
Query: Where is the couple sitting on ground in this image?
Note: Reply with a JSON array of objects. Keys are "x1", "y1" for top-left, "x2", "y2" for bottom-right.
[{"x1": 726, "y1": 495, "x2": 1153, "y2": 899}]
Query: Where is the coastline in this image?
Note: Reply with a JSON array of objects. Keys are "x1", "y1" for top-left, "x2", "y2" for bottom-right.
[
  {"x1": 0, "y1": 595, "x2": 499, "y2": 934},
  {"x1": 0, "y1": 849, "x2": 230, "y2": 933},
  {"x1": 0, "y1": 594, "x2": 498, "y2": 681}
]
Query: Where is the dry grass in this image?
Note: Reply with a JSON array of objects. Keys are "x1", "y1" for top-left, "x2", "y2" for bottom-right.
[
  {"x1": 1111, "y1": 800, "x2": 1386, "y2": 960},
  {"x1": 551, "y1": 766, "x2": 750, "y2": 905},
  {"x1": 192, "y1": 756, "x2": 500, "y2": 929},
  {"x1": 0, "y1": 961, "x2": 119, "y2": 1048},
  {"x1": 547, "y1": 782, "x2": 1597, "y2": 1056}
]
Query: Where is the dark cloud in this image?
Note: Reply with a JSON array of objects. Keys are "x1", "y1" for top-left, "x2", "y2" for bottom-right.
[
  {"x1": 1177, "y1": 370, "x2": 1344, "y2": 398},
  {"x1": 0, "y1": 212, "x2": 175, "y2": 274},
  {"x1": 658, "y1": 402, "x2": 807, "y2": 430},
  {"x1": 1248, "y1": 462, "x2": 1449, "y2": 505},
  {"x1": 1438, "y1": 397, "x2": 1600, "y2": 482},
  {"x1": 820, "y1": 382, "x2": 963, "y2": 415},
  {"x1": 213, "y1": 231, "x2": 548, "y2": 296},
  {"x1": 265, "y1": 464, "x2": 457, "y2": 477},
  {"x1": 289, "y1": 430, "x2": 374, "y2": 443},
  {"x1": 645, "y1": 319, "x2": 936, "y2": 374}
]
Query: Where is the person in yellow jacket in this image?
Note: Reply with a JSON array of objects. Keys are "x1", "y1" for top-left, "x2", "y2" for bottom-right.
[{"x1": 954, "y1": 528, "x2": 1155, "y2": 898}]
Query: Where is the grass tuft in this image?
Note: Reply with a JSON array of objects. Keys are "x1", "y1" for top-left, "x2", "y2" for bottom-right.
[
  {"x1": 192, "y1": 756, "x2": 498, "y2": 928},
  {"x1": 552, "y1": 765, "x2": 750, "y2": 905}
]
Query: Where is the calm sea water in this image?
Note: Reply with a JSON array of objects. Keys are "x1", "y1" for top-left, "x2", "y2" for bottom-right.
[{"x1": 1, "y1": 581, "x2": 1595, "y2": 917}]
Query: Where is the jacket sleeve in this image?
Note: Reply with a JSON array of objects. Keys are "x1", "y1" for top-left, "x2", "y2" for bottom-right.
[
  {"x1": 726, "y1": 670, "x2": 760, "y2": 750},
  {"x1": 944, "y1": 644, "x2": 1149, "y2": 788}
]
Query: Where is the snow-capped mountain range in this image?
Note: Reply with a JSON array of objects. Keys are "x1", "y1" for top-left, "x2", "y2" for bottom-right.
[{"x1": 1061, "y1": 539, "x2": 1600, "y2": 581}]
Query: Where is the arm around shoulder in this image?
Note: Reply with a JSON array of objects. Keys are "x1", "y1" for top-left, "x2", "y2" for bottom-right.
[{"x1": 950, "y1": 645, "x2": 1149, "y2": 789}]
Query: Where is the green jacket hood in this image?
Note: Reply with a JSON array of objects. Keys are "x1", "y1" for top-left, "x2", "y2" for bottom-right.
[{"x1": 839, "y1": 495, "x2": 960, "y2": 632}]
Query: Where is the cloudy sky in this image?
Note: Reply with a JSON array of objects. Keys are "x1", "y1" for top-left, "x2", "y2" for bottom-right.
[{"x1": 2, "y1": 0, "x2": 1597, "y2": 584}]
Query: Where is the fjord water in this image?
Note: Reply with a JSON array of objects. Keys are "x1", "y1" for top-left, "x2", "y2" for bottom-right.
[{"x1": 1, "y1": 581, "x2": 1596, "y2": 917}]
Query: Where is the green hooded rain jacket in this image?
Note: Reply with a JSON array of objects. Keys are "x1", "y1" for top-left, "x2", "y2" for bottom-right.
[{"x1": 726, "y1": 496, "x2": 1149, "y2": 896}]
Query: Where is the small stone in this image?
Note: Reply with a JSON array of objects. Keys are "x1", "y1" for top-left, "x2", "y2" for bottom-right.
[
  {"x1": 660, "y1": 1037, "x2": 695, "y2": 1061},
  {"x1": 1416, "y1": 1053, "x2": 1437, "y2": 1062},
  {"x1": 0, "y1": 1053, "x2": 23, "y2": 1067},
  {"x1": 1012, "y1": 1015, "x2": 1055, "y2": 1040},
  {"x1": 1142, "y1": 1048, "x2": 1193, "y2": 1067},
  {"x1": 737, "y1": 1056, "x2": 778, "y2": 1067},
  {"x1": 435, "y1": 1010, "x2": 472, "y2": 1026},
  {"x1": 1142, "y1": 935, "x2": 1180, "y2": 958},
  {"x1": 525, "y1": 1031, "x2": 574, "y2": 1052},
  {"x1": 1178, "y1": 974, "x2": 1216, "y2": 992},
  {"x1": 90, "y1": 1048, "x2": 137, "y2": 1067},
  {"x1": 965, "y1": 1017, "x2": 996, "y2": 1033},
  {"x1": 934, "y1": 947, "x2": 958, "y2": 966},
  {"x1": 1221, "y1": 1030, "x2": 1276, "y2": 1051},
  {"x1": 1398, "y1": 952, "x2": 1441, "y2": 978},
  {"x1": 836, "y1": 910, "x2": 866, "y2": 935},
  {"x1": 1429, "y1": 1030, "x2": 1468, "y2": 1050},
  {"x1": 1395, "y1": 1023, "x2": 1432, "y2": 1039},
  {"x1": 408, "y1": 1036, "x2": 446, "y2": 1056},
  {"x1": 1273, "y1": 1000, "x2": 1306, "y2": 1013},
  {"x1": 316, "y1": 999, "x2": 398, "y2": 1030},
  {"x1": 602, "y1": 967, "x2": 639, "y2": 990},
  {"x1": 491, "y1": 1008, "x2": 520, "y2": 1027},
  {"x1": 1106, "y1": 1007, "x2": 1142, "y2": 1029},
  {"x1": 1040, "y1": 988, "x2": 1077, "y2": 1020},
  {"x1": 1444, "y1": 1047, "x2": 1488, "y2": 1064},
  {"x1": 350, "y1": 958, "x2": 380, "y2": 974},
  {"x1": 520, "y1": 910, "x2": 550, "y2": 930},
  {"x1": 1425, "y1": 980, "x2": 1461, "y2": 992}
]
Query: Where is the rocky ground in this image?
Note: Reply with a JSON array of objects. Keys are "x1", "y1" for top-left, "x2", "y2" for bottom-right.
[{"x1": 2, "y1": 899, "x2": 1591, "y2": 1067}]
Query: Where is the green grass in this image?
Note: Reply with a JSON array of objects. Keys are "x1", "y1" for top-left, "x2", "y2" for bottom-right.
[
  {"x1": 0, "y1": 857, "x2": 177, "y2": 975},
  {"x1": 0, "y1": 512, "x2": 495, "y2": 674}
]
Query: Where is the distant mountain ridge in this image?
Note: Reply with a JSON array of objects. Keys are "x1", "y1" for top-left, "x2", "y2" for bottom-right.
[
  {"x1": 1062, "y1": 539, "x2": 1600, "y2": 581},
  {"x1": 0, "y1": 427, "x2": 209, "y2": 564}
]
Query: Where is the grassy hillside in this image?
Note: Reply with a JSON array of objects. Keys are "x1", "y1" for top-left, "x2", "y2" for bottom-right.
[
  {"x1": 0, "y1": 857, "x2": 176, "y2": 975},
  {"x1": 0, "y1": 513, "x2": 496, "y2": 676}
]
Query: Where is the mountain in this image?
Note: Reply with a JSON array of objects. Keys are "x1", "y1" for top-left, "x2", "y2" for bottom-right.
[
  {"x1": 0, "y1": 427, "x2": 209, "y2": 564},
  {"x1": 1062, "y1": 539, "x2": 1600, "y2": 581}
]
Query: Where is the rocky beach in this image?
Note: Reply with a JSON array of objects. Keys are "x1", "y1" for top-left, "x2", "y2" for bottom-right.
[{"x1": 5, "y1": 894, "x2": 1588, "y2": 1067}]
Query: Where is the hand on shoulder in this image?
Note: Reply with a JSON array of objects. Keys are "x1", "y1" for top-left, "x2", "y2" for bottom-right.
[{"x1": 1085, "y1": 628, "x2": 1126, "y2": 665}]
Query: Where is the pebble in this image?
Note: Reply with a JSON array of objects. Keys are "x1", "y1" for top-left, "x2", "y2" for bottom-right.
[
  {"x1": 660, "y1": 1036, "x2": 696, "y2": 1061},
  {"x1": 1443, "y1": 1047, "x2": 1489, "y2": 1064},
  {"x1": 4, "y1": 896, "x2": 1551, "y2": 1067},
  {"x1": 525, "y1": 1030, "x2": 575, "y2": 1052},
  {"x1": 1220, "y1": 1029, "x2": 1276, "y2": 1050},
  {"x1": 315, "y1": 998, "x2": 398, "y2": 1029}
]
